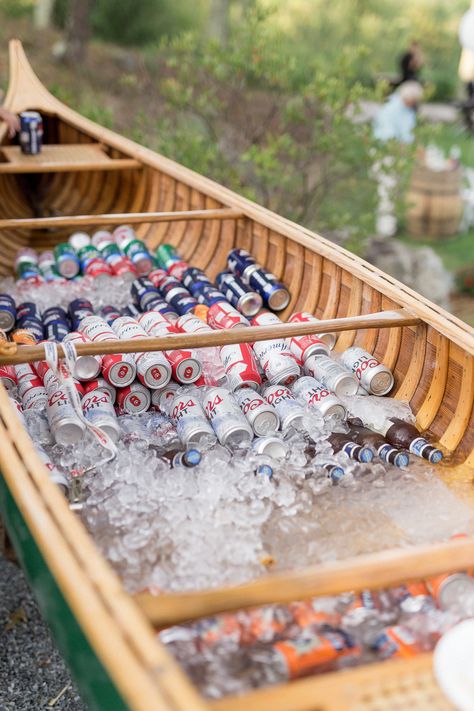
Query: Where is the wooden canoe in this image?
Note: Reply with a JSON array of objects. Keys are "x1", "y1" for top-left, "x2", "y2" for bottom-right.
[{"x1": 0, "y1": 39, "x2": 473, "y2": 711}]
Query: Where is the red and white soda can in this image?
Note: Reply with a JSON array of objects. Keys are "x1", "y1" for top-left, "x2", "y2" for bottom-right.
[
  {"x1": 46, "y1": 385, "x2": 85, "y2": 444},
  {"x1": 111, "y1": 316, "x2": 171, "y2": 389},
  {"x1": 63, "y1": 331, "x2": 102, "y2": 381},
  {"x1": 83, "y1": 377, "x2": 116, "y2": 402},
  {"x1": 289, "y1": 312, "x2": 337, "y2": 350},
  {"x1": 18, "y1": 376, "x2": 48, "y2": 409},
  {"x1": 80, "y1": 315, "x2": 136, "y2": 387},
  {"x1": 251, "y1": 312, "x2": 300, "y2": 386},
  {"x1": 207, "y1": 302, "x2": 250, "y2": 330},
  {"x1": 219, "y1": 343, "x2": 261, "y2": 391},
  {"x1": 115, "y1": 381, "x2": 151, "y2": 414},
  {"x1": 0, "y1": 365, "x2": 17, "y2": 390},
  {"x1": 138, "y1": 312, "x2": 202, "y2": 384},
  {"x1": 81, "y1": 389, "x2": 121, "y2": 442},
  {"x1": 148, "y1": 268, "x2": 167, "y2": 288},
  {"x1": 107, "y1": 253, "x2": 137, "y2": 280},
  {"x1": 84, "y1": 257, "x2": 113, "y2": 281}
]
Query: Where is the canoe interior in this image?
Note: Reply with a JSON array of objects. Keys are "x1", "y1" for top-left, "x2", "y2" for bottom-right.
[
  {"x1": 0, "y1": 110, "x2": 473, "y2": 466},
  {"x1": 0, "y1": 40, "x2": 473, "y2": 711}
]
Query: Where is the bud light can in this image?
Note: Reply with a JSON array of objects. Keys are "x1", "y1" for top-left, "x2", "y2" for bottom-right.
[
  {"x1": 203, "y1": 387, "x2": 253, "y2": 447},
  {"x1": 227, "y1": 248, "x2": 256, "y2": 276},
  {"x1": 243, "y1": 265, "x2": 290, "y2": 311},
  {"x1": 100, "y1": 305, "x2": 121, "y2": 325},
  {"x1": 68, "y1": 298, "x2": 94, "y2": 330},
  {"x1": 182, "y1": 267, "x2": 212, "y2": 295},
  {"x1": 196, "y1": 285, "x2": 227, "y2": 307}
]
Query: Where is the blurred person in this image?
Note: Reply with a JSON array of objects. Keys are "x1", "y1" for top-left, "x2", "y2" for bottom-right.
[
  {"x1": 372, "y1": 82, "x2": 424, "y2": 237},
  {"x1": 0, "y1": 107, "x2": 20, "y2": 138},
  {"x1": 399, "y1": 40, "x2": 424, "y2": 84}
]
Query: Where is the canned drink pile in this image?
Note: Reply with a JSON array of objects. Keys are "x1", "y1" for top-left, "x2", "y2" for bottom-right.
[{"x1": 161, "y1": 555, "x2": 474, "y2": 698}]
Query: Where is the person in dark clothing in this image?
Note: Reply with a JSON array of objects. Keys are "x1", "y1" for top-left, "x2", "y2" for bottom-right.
[{"x1": 399, "y1": 41, "x2": 424, "y2": 84}]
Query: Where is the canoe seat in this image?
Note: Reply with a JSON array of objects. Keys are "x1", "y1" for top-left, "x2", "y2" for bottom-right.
[{"x1": 0, "y1": 143, "x2": 141, "y2": 173}]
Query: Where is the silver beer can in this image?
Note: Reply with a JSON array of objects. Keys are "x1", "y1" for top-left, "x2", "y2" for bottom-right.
[
  {"x1": 154, "y1": 380, "x2": 180, "y2": 413},
  {"x1": 81, "y1": 389, "x2": 121, "y2": 442},
  {"x1": 303, "y1": 354, "x2": 358, "y2": 397},
  {"x1": 252, "y1": 435, "x2": 288, "y2": 459},
  {"x1": 18, "y1": 376, "x2": 48, "y2": 409},
  {"x1": 220, "y1": 343, "x2": 261, "y2": 391},
  {"x1": 203, "y1": 386, "x2": 253, "y2": 447},
  {"x1": 291, "y1": 376, "x2": 347, "y2": 421},
  {"x1": 251, "y1": 312, "x2": 300, "y2": 386},
  {"x1": 170, "y1": 389, "x2": 217, "y2": 447},
  {"x1": 262, "y1": 384, "x2": 306, "y2": 431},
  {"x1": 37, "y1": 445, "x2": 69, "y2": 494},
  {"x1": 63, "y1": 331, "x2": 102, "y2": 381},
  {"x1": 234, "y1": 387, "x2": 280, "y2": 436},
  {"x1": 288, "y1": 312, "x2": 337, "y2": 350},
  {"x1": 46, "y1": 385, "x2": 85, "y2": 444},
  {"x1": 83, "y1": 377, "x2": 116, "y2": 402},
  {"x1": 288, "y1": 333, "x2": 330, "y2": 364},
  {"x1": 339, "y1": 347, "x2": 394, "y2": 396},
  {"x1": 80, "y1": 315, "x2": 136, "y2": 387},
  {"x1": 111, "y1": 316, "x2": 172, "y2": 390},
  {"x1": 14, "y1": 362, "x2": 37, "y2": 384},
  {"x1": 138, "y1": 312, "x2": 202, "y2": 384}
]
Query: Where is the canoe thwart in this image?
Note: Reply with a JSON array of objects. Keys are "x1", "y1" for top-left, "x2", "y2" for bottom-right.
[
  {"x1": 0, "y1": 310, "x2": 420, "y2": 366},
  {"x1": 134, "y1": 538, "x2": 474, "y2": 627},
  {"x1": 0, "y1": 207, "x2": 244, "y2": 231},
  {"x1": 0, "y1": 143, "x2": 141, "y2": 173}
]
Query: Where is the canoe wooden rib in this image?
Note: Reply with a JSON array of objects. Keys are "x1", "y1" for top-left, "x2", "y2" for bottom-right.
[{"x1": 0, "y1": 40, "x2": 473, "y2": 711}]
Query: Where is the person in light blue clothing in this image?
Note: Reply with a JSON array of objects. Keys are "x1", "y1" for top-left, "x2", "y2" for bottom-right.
[
  {"x1": 373, "y1": 81, "x2": 423, "y2": 144},
  {"x1": 372, "y1": 81, "x2": 424, "y2": 236}
]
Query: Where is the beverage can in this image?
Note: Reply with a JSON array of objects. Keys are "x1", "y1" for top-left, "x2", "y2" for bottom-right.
[
  {"x1": 339, "y1": 347, "x2": 394, "y2": 396},
  {"x1": 289, "y1": 312, "x2": 337, "y2": 350},
  {"x1": 63, "y1": 331, "x2": 102, "y2": 381},
  {"x1": 252, "y1": 436, "x2": 288, "y2": 459},
  {"x1": 234, "y1": 387, "x2": 279, "y2": 436},
  {"x1": 100, "y1": 305, "x2": 121, "y2": 325},
  {"x1": 36, "y1": 446, "x2": 69, "y2": 493},
  {"x1": 243, "y1": 265, "x2": 290, "y2": 311},
  {"x1": 113, "y1": 224, "x2": 137, "y2": 247},
  {"x1": 19, "y1": 111, "x2": 43, "y2": 155},
  {"x1": 262, "y1": 384, "x2": 306, "y2": 430},
  {"x1": 193, "y1": 304, "x2": 209, "y2": 322},
  {"x1": 203, "y1": 386, "x2": 253, "y2": 447},
  {"x1": 220, "y1": 343, "x2": 261, "y2": 391},
  {"x1": 303, "y1": 354, "x2": 358, "y2": 397},
  {"x1": 0, "y1": 294, "x2": 16, "y2": 331},
  {"x1": 147, "y1": 268, "x2": 168, "y2": 288},
  {"x1": 46, "y1": 385, "x2": 85, "y2": 444},
  {"x1": 81, "y1": 389, "x2": 120, "y2": 442},
  {"x1": 170, "y1": 390, "x2": 216, "y2": 446},
  {"x1": 251, "y1": 312, "x2": 300, "y2": 385},
  {"x1": 69, "y1": 231, "x2": 91, "y2": 251},
  {"x1": 138, "y1": 312, "x2": 202, "y2": 384},
  {"x1": 216, "y1": 271, "x2": 263, "y2": 317},
  {"x1": 83, "y1": 377, "x2": 116, "y2": 402},
  {"x1": 11, "y1": 327, "x2": 39, "y2": 345},
  {"x1": 155, "y1": 244, "x2": 181, "y2": 269},
  {"x1": 207, "y1": 302, "x2": 250, "y2": 330},
  {"x1": 176, "y1": 312, "x2": 213, "y2": 335},
  {"x1": 54, "y1": 243, "x2": 81, "y2": 278},
  {"x1": 84, "y1": 257, "x2": 113, "y2": 281},
  {"x1": 167, "y1": 260, "x2": 190, "y2": 280},
  {"x1": 115, "y1": 381, "x2": 151, "y2": 414},
  {"x1": 154, "y1": 381, "x2": 180, "y2": 413},
  {"x1": 182, "y1": 267, "x2": 212, "y2": 295},
  {"x1": 0, "y1": 365, "x2": 17, "y2": 391},
  {"x1": 15, "y1": 318, "x2": 44, "y2": 342},
  {"x1": 131, "y1": 277, "x2": 160, "y2": 311},
  {"x1": 371, "y1": 625, "x2": 422, "y2": 660},
  {"x1": 68, "y1": 298, "x2": 95, "y2": 330},
  {"x1": 16, "y1": 302, "x2": 39, "y2": 321},
  {"x1": 227, "y1": 248, "x2": 256, "y2": 276},
  {"x1": 291, "y1": 376, "x2": 347, "y2": 421},
  {"x1": 91, "y1": 230, "x2": 114, "y2": 250},
  {"x1": 45, "y1": 321, "x2": 70, "y2": 342},
  {"x1": 196, "y1": 286, "x2": 227, "y2": 307},
  {"x1": 80, "y1": 315, "x2": 136, "y2": 386}
]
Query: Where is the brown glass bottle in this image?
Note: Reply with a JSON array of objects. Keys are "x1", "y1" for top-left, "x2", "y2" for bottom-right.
[
  {"x1": 380, "y1": 417, "x2": 443, "y2": 464},
  {"x1": 328, "y1": 432, "x2": 373, "y2": 463},
  {"x1": 348, "y1": 418, "x2": 409, "y2": 468}
]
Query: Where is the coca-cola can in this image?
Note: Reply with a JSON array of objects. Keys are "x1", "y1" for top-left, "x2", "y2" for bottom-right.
[
  {"x1": 289, "y1": 312, "x2": 337, "y2": 350},
  {"x1": 116, "y1": 381, "x2": 151, "y2": 414},
  {"x1": 138, "y1": 312, "x2": 202, "y2": 384},
  {"x1": 18, "y1": 376, "x2": 48, "y2": 409},
  {"x1": 80, "y1": 315, "x2": 136, "y2": 386},
  {"x1": 262, "y1": 384, "x2": 306, "y2": 431},
  {"x1": 291, "y1": 376, "x2": 346, "y2": 421},
  {"x1": 234, "y1": 387, "x2": 279, "y2": 436},
  {"x1": 251, "y1": 312, "x2": 300, "y2": 386},
  {"x1": 203, "y1": 387, "x2": 253, "y2": 447},
  {"x1": 0, "y1": 365, "x2": 17, "y2": 390},
  {"x1": 83, "y1": 378, "x2": 116, "y2": 402},
  {"x1": 207, "y1": 302, "x2": 250, "y2": 330},
  {"x1": 63, "y1": 331, "x2": 102, "y2": 381},
  {"x1": 152, "y1": 380, "x2": 180, "y2": 412},
  {"x1": 46, "y1": 386, "x2": 85, "y2": 444},
  {"x1": 81, "y1": 389, "x2": 121, "y2": 442},
  {"x1": 252, "y1": 436, "x2": 288, "y2": 459},
  {"x1": 220, "y1": 343, "x2": 261, "y2": 391},
  {"x1": 339, "y1": 347, "x2": 394, "y2": 396},
  {"x1": 111, "y1": 316, "x2": 171, "y2": 389},
  {"x1": 170, "y1": 389, "x2": 216, "y2": 446},
  {"x1": 303, "y1": 354, "x2": 358, "y2": 397}
]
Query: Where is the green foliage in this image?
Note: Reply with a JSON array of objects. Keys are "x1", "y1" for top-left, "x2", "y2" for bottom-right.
[
  {"x1": 1, "y1": 0, "x2": 34, "y2": 19},
  {"x1": 149, "y1": 9, "x2": 413, "y2": 252}
]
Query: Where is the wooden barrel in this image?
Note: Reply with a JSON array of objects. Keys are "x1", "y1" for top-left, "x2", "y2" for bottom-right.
[{"x1": 406, "y1": 164, "x2": 463, "y2": 239}]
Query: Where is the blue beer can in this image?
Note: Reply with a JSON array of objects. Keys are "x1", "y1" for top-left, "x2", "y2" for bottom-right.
[
  {"x1": 19, "y1": 111, "x2": 43, "y2": 155},
  {"x1": 17, "y1": 317, "x2": 44, "y2": 341},
  {"x1": 0, "y1": 294, "x2": 17, "y2": 331},
  {"x1": 216, "y1": 271, "x2": 262, "y2": 317},
  {"x1": 100, "y1": 305, "x2": 122, "y2": 325},
  {"x1": 227, "y1": 248, "x2": 256, "y2": 276},
  {"x1": 45, "y1": 321, "x2": 70, "y2": 342},
  {"x1": 196, "y1": 285, "x2": 227, "y2": 307},
  {"x1": 68, "y1": 298, "x2": 94, "y2": 330},
  {"x1": 243, "y1": 265, "x2": 290, "y2": 311},
  {"x1": 16, "y1": 302, "x2": 39, "y2": 322}
]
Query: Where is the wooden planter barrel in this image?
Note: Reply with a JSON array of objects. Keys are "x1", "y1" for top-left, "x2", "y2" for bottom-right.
[
  {"x1": 0, "y1": 40, "x2": 473, "y2": 711},
  {"x1": 406, "y1": 163, "x2": 463, "y2": 239}
]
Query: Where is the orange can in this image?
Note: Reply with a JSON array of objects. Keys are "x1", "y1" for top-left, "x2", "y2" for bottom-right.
[
  {"x1": 11, "y1": 328, "x2": 37, "y2": 345},
  {"x1": 289, "y1": 601, "x2": 341, "y2": 629},
  {"x1": 193, "y1": 304, "x2": 209, "y2": 322},
  {"x1": 372, "y1": 625, "x2": 422, "y2": 659},
  {"x1": 274, "y1": 631, "x2": 359, "y2": 680}
]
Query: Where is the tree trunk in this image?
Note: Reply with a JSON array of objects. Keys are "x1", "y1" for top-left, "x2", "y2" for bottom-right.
[
  {"x1": 208, "y1": 0, "x2": 231, "y2": 45},
  {"x1": 34, "y1": 0, "x2": 54, "y2": 29},
  {"x1": 65, "y1": 0, "x2": 96, "y2": 64}
]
